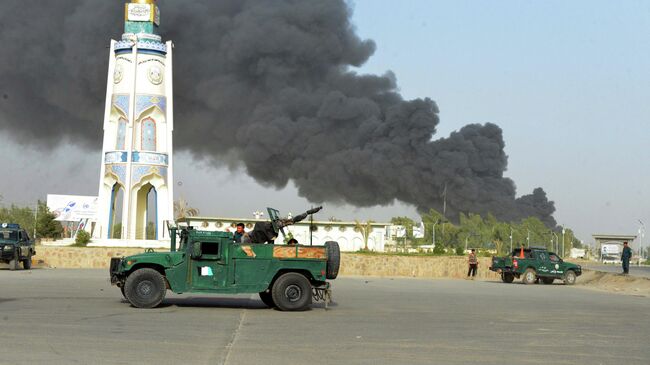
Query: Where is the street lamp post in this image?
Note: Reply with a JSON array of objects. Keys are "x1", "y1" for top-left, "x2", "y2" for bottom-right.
[
  {"x1": 637, "y1": 220, "x2": 645, "y2": 264},
  {"x1": 561, "y1": 227, "x2": 566, "y2": 257},
  {"x1": 432, "y1": 219, "x2": 442, "y2": 247},
  {"x1": 509, "y1": 227, "x2": 515, "y2": 254},
  {"x1": 527, "y1": 229, "x2": 530, "y2": 248},
  {"x1": 551, "y1": 232, "x2": 559, "y2": 253}
]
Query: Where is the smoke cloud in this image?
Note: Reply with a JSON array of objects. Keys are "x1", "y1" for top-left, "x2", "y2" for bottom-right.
[{"x1": 0, "y1": 0, "x2": 556, "y2": 226}]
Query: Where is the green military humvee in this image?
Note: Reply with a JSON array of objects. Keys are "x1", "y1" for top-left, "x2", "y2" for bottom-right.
[
  {"x1": 489, "y1": 247, "x2": 582, "y2": 285},
  {"x1": 110, "y1": 207, "x2": 340, "y2": 311},
  {"x1": 0, "y1": 223, "x2": 36, "y2": 271}
]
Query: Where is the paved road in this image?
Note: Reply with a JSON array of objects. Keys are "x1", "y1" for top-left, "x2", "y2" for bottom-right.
[
  {"x1": 1, "y1": 269, "x2": 649, "y2": 365},
  {"x1": 584, "y1": 264, "x2": 650, "y2": 278}
]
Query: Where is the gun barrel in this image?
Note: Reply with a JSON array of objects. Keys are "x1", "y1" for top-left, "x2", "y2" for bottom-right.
[
  {"x1": 306, "y1": 206, "x2": 323, "y2": 215},
  {"x1": 289, "y1": 207, "x2": 323, "y2": 224}
]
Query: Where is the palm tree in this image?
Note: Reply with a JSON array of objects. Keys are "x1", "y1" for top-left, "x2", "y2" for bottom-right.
[
  {"x1": 174, "y1": 198, "x2": 199, "y2": 220},
  {"x1": 354, "y1": 219, "x2": 375, "y2": 251}
]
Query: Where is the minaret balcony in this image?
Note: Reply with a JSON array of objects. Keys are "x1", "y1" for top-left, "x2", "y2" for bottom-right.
[
  {"x1": 105, "y1": 151, "x2": 168, "y2": 166},
  {"x1": 115, "y1": 39, "x2": 167, "y2": 56}
]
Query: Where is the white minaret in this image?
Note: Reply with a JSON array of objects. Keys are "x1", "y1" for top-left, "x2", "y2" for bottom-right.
[{"x1": 94, "y1": 0, "x2": 174, "y2": 244}]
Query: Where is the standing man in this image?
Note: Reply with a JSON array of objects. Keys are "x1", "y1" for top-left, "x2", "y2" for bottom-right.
[
  {"x1": 621, "y1": 241, "x2": 632, "y2": 275},
  {"x1": 467, "y1": 249, "x2": 478, "y2": 279},
  {"x1": 233, "y1": 223, "x2": 246, "y2": 243}
]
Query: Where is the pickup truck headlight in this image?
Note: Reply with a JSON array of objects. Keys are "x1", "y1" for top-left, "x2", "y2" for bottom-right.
[{"x1": 3, "y1": 245, "x2": 13, "y2": 251}]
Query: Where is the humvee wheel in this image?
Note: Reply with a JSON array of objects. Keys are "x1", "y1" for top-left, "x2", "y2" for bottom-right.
[
  {"x1": 9, "y1": 258, "x2": 19, "y2": 271},
  {"x1": 501, "y1": 273, "x2": 515, "y2": 283},
  {"x1": 258, "y1": 291, "x2": 275, "y2": 308},
  {"x1": 541, "y1": 277, "x2": 554, "y2": 285},
  {"x1": 522, "y1": 268, "x2": 537, "y2": 285},
  {"x1": 563, "y1": 270, "x2": 577, "y2": 285},
  {"x1": 22, "y1": 257, "x2": 32, "y2": 270},
  {"x1": 271, "y1": 273, "x2": 312, "y2": 311},
  {"x1": 124, "y1": 268, "x2": 166, "y2": 308},
  {"x1": 325, "y1": 241, "x2": 340, "y2": 279}
]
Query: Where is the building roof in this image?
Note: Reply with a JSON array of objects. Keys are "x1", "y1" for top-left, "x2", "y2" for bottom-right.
[{"x1": 592, "y1": 234, "x2": 637, "y2": 240}]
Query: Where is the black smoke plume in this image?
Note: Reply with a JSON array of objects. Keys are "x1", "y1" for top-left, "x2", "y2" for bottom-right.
[{"x1": 0, "y1": 0, "x2": 556, "y2": 226}]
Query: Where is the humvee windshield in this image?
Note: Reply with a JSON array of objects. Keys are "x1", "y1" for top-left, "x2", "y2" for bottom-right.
[
  {"x1": 0, "y1": 230, "x2": 18, "y2": 241},
  {"x1": 200, "y1": 241, "x2": 220, "y2": 255}
]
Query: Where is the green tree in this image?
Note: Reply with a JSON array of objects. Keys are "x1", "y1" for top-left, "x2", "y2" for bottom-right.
[
  {"x1": 35, "y1": 201, "x2": 63, "y2": 239},
  {"x1": 174, "y1": 198, "x2": 199, "y2": 220},
  {"x1": 491, "y1": 222, "x2": 510, "y2": 255},
  {"x1": 0, "y1": 204, "x2": 35, "y2": 235},
  {"x1": 355, "y1": 219, "x2": 375, "y2": 251},
  {"x1": 513, "y1": 217, "x2": 549, "y2": 249},
  {"x1": 75, "y1": 230, "x2": 91, "y2": 246}
]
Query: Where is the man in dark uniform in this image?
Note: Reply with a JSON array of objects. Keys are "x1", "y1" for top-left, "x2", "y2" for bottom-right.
[
  {"x1": 621, "y1": 241, "x2": 632, "y2": 274},
  {"x1": 233, "y1": 223, "x2": 246, "y2": 243}
]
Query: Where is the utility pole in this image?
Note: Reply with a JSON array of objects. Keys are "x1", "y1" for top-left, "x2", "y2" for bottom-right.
[
  {"x1": 527, "y1": 229, "x2": 530, "y2": 248},
  {"x1": 509, "y1": 227, "x2": 514, "y2": 254},
  {"x1": 442, "y1": 183, "x2": 447, "y2": 218}
]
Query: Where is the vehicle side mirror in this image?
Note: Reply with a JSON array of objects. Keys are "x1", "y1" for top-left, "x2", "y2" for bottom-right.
[{"x1": 191, "y1": 242, "x2": 202, "y2": 259}]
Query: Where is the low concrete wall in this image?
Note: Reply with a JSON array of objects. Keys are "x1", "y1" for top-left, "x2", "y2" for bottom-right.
[
  {"x1": 341, "y1": 254, "x2": 499, "y2": 280},
  {"x1": 33, "y1": 247, "x2": 499, "y2": 279},
  {"x1": 34, "y1": 247, "x2": 149, "y2": 270}
]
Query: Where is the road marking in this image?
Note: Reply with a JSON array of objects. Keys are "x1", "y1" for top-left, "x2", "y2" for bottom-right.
[{"x1": 220, "y1": 300, "x2": 249, "y2": 365}]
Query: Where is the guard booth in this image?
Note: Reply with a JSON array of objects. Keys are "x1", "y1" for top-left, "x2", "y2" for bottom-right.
[{"x1": 592, "y1": 234, "x2": 636, "y2": 263}]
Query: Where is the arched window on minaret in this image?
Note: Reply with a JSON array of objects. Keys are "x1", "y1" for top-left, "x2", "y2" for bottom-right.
[
  {"x1": 141, "y1": 117, "x2": 156, "y2": 151},
  {"x1": 108, "y1": 183, "x2": 124, "y2": 239},
  {"x1": 116, "y1": 117, "x2": 127, "y2": 150}
]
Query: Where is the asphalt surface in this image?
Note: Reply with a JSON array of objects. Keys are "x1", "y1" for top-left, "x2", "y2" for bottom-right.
[
  {"x1": 1, "y1": 269, "x2": 649, "y2": 365},
  {"x1": 584, "y1": 264, "x2": 650, "y2": 278}
]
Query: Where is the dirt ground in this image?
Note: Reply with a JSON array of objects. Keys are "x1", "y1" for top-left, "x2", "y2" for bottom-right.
[{"x1": 578, "y1": 269, "x2": 650, "y2": 297}]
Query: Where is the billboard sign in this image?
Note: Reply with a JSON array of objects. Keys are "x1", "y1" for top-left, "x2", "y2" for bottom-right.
[
  {"x1": 601, "y1": 244, "x2": 620, "y2": 255},
  {"x1": 47, "y1": 195, "x2": 98, "y2": 222}
]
